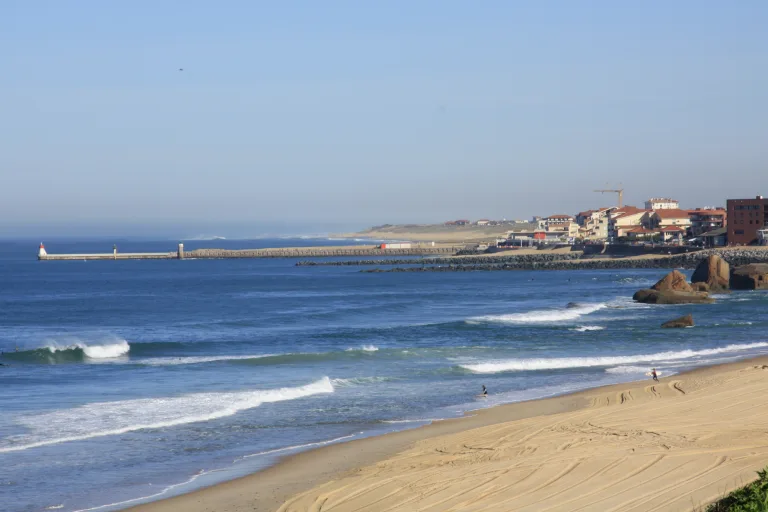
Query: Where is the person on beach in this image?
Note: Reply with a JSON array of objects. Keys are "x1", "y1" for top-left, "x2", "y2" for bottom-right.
[
  {"x1": 482, "y1": 385, "x2": 488, "y2": 396},
  {"x1": 651, "y1": 368, "x2": 659, "y2": 382}
]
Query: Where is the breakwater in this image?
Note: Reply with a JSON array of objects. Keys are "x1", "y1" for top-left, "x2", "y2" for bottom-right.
[
  {"x1": 38, "y1": 245, "x2": 461, "y2": 261},
  {"x1": 38, "y1": 252, "x2": 177, "y2": 261},
  {"x1": 349, "y1": 249, "x2": 768, "y2": 273},
  {"x1": 185, "y1": 247, "x2": 458, "y2": 258},
  {"x1": 297, "y1": 253, "x2": 583, "y2": 267}
]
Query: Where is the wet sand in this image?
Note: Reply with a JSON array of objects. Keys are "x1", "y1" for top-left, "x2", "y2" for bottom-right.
[{"x1": 131, "y1": 356, "x2": 768, "y2": 512}]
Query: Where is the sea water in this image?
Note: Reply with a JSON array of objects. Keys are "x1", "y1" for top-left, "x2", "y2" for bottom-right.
[{"x1": 2, "y1": 239, "x2": 767, "y2": 512}]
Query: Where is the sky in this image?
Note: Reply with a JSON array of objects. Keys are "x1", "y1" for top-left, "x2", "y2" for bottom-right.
[{"x1": 1, "y1": 1, "x2": 767, "y2": 237}]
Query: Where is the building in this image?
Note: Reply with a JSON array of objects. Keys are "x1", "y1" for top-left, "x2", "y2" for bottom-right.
[
  {"x1": 544, "y1": 214, "x2": 574, "y2": 226},
  {"x1": 687, "y1": 208, "x2": 727, "y2": 237},
  {"x1": 543, "y1": 215, "x2": 578, "y2": 240},
  {"x1": 624, "y1": 226, "x2": 685, "y2": 244},
  {"x1": 727, "y1": 196, "x2": 768, "y2": 245},
  {"x1": 577, "y1": 208, "x2": 613, "y2": 240},
  {"x1": 444, "y1": 219, "x2": 470, "y2": 226},
  {"x1": 649, "y1": 209, "x2": 692, "y2": 232},
  {"x1": 609, "y1": 206, "x2": 650, "y2": 238},
  {"x1": 475, "y1": 219, "x2": 491, "y2": 226},
  {"x1": 645, "y1": 198, "x2": 680, "y2": 210},
  {"x1": 699, "y1": 227, "x2": 727, "y2": 248}
]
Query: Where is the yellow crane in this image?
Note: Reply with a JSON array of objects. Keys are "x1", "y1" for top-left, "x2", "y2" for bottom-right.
[{"x1": 594, "y1": 188, "x2": 624, "y2": 208}]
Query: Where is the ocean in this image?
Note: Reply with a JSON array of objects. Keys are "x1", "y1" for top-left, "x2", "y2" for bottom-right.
[{"x1": 2, "y1": 238, "x2": 767, "y2": 512}]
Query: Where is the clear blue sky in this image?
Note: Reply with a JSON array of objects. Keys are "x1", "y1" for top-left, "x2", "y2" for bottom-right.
[{"x1": 2, "y1": 1, "x2": 767, "y2": 236}]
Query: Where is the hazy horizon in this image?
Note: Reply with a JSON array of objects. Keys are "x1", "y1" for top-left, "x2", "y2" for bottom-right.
[{"x1": 3, "y1": 1, "x2": 767, "y2": 237}]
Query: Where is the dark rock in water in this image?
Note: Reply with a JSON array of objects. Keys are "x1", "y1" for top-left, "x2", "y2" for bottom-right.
[
  {"x1": 632, "y1": 289, "x2": 657, "y2": 303},
  {"x1": 633, "y1": 289, "x2": 714, "y2": 304},
  {"x1": 565, "y1": 302, "x2": 580, "y2": 309},
  {"x1": 661, "y1": 314, "x2": 694, "y2": 328},
  {"x1": 635, "y1": 269, "x2": 713, "y2": 304},
  {"x1": 731, "y1": 263, "x2": 768, "y2": 290},
  {"x1": 691, "y1": 254, "x2": 730, "y2": 292},
  {"x1": 652, "y1": 270, "x2": 693, "y2": 293},
  {"x1": 692, "y1": 282, "x2": 710, "y2": 293}
]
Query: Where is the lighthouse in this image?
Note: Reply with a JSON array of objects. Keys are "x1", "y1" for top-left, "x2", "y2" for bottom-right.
[{"x1": 38, "y1": 243, "x2": 47, "y2": 259}]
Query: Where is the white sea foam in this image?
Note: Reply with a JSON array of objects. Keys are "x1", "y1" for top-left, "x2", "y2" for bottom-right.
[
  {"x1": 381, "y1": 418, "x2": 447, "y2": 424},
  {"x1": 571, "y1": 325, "x2": 605, "y2": 332},
  {"x1": 461, "y1": 342, "x2": 768, "y2": 374},
  {"x1": 72, "y1": 469, "x2": 209, "y2": 512},
  {"x1": 138, "y1": 354, "x2": 276, "y2": 366},
  {"x1": 238, "y1": 433, "x2": 359, "y2": 460},
  {"x1": 331, "y1": 376, "x2": 390, "y2": 387},
  {"x1": 605, "y1": 365, "x2": 654, "y2": 374},
  {"x1": 345, "y1": 345, "x2": 379, "y2": 352},
  {"x1": 46, "y1": 340, "x2": 130, "y2": 359},
  {"x1": 0, "y1": 377, "x2": 334, "y2": 454},
  {"x1": 471, "y1": 303, "x2": 606, "y2": 324}
]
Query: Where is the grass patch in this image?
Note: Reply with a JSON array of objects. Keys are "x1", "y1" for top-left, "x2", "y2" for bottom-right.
[{"x1": 706, "y1": 468, "x2": 768, "y2": 511}]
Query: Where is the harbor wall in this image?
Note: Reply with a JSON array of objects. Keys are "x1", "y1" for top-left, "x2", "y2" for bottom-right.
[{"x1": 38, "y1": 245, "x2": 461, "y2": 261}]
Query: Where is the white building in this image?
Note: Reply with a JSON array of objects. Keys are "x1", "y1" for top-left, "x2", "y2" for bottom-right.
[{"x1": 644, "y1": 198, "x2": 680, "y2": 210}]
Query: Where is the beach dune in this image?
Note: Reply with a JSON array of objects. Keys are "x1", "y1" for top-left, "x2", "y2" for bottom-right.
[{"x1": 279, "y1": 362, "x2": 768, "y2": 512}]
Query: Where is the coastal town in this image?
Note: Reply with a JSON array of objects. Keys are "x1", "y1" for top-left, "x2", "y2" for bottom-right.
[{"x1": 440, "y1": 194, "x2": 768, "y2": 249}]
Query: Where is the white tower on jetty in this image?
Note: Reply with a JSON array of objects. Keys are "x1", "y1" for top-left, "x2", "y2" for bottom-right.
[{"x1": 38, "y1": 243, "x2": 47, "y2": 258}]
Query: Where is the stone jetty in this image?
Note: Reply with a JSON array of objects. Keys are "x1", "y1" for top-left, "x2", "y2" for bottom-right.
[
  {"x1": 347, "y1": 248, "x2": 768, "y2": 273},
  {"x1": 38, "y1": 244, "x2": 461, "y2": 261}
]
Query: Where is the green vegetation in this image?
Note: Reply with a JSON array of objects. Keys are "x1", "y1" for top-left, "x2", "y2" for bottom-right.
[{"x1": 707, "y1": 468, "x2": 768, "y2": 511}]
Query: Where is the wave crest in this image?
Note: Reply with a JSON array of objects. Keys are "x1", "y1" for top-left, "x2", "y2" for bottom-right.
[
  {"x1": 331, "y1": 376, "x2": 391, "y2": 387},
  {"x1": 461, "y1": 342, "x2": 768, "y2": 374},
  {"x1": 470, "y1": 303, "x2": 606, "y2": 324},
  {"x1": 6, "y1": 340, "x2": 130, "y2": 363},
  {"x1": 0, "y1": 377, "x2": 334, "y2": 453},
  {"x1": 345, "y1": 345, "x2": 378, "y2": 352}
]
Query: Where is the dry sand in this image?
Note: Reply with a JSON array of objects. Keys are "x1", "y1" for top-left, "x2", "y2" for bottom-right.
[{"x1": 132, "y1": 357, "x2": 768, "y2": 512}]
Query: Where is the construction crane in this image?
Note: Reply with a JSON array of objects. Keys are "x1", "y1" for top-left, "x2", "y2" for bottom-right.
[{"x1": 594, "y1": 188, "x2": 624, "y2": 208}]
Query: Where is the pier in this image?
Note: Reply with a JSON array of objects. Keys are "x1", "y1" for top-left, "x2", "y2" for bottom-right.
[{"x1": 37, "y1": 243, "x2": 462, "y2": 261}]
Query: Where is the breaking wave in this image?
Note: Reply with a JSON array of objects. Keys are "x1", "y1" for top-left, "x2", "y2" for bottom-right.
[
  {"x1": 0, "y1": 377, "x2": 334, "y2": 453},
  {"x1": 331, "y1": 376, "x2": 392, "y2": 387},
  {"x1": 137, "y1": 354, "x2": 277, "y2": 366},
  {"x1": 4, "y1": 340, "x2": 130, "y2": 363},
  {"x1": 345, "y1": 345, "x2": 378, "y2": 352},
  {"x1": 470, "y1": 303, "x2": 606, "y2": 324},
  {"x1": 571, "y1": 325, "x2": 605, "y2": 332},
  {"x1": 461, "y1": 342, "x2": 768, "y2": 374}
]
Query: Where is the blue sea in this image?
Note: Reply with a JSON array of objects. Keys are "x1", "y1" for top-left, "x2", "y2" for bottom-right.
[{"x1": 2, "y1": 238, "x2": 768, "y2": 512}]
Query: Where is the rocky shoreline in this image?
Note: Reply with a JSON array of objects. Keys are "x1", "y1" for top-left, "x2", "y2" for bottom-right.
[{"x1": 295, "y1": 249, "x2": 768, "y2": 273}]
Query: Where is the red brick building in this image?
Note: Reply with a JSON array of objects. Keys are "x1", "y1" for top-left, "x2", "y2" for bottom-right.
[{"x1": 727, "y1": 196, "x2": 768, "y2": 245}]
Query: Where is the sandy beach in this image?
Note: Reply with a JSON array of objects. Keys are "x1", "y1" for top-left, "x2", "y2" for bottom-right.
[{"x1": 131, "y1": 356, "x2": 768, "y2": 512}]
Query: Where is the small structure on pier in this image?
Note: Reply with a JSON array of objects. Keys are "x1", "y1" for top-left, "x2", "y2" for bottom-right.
[
  {"x1": 38, "y1": 243, "x2": 47, "y2": 258},
  {"x1": 178, "y1": 243, "x2": 184, "y2": 259}
]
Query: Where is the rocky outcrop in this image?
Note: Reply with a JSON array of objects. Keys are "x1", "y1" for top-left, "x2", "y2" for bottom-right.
[
  {"x1": 731, "y1": 264, "x2": 768, "y2": 290},
  {"x1": 661, "y1": 314, "x2": 694, "y2": 328},
  {"x1": 632, "y1": 289, "x2": 714, "y2": 304},
  {"x1": 634, "y1": 270, "x2": 713, "y2": 304},
  {"x1": 691, "y1": 255, "x2": 730, "y2": 292},
  {"x1": 692, "y1": 282, "x2": 710, "y2": 292},
  {"x1": 652, "y1": 270, "x2": 693, "y2": 293}
]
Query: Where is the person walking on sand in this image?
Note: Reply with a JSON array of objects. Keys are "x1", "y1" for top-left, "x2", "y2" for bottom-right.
[{"x1": 651, "y1": 368, "x2": 659, "y2": 382}]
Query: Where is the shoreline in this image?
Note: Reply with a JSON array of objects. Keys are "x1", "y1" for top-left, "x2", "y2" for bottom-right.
[{"x1": 129, "y1": 354, "x2": 768, "y2": 512}]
